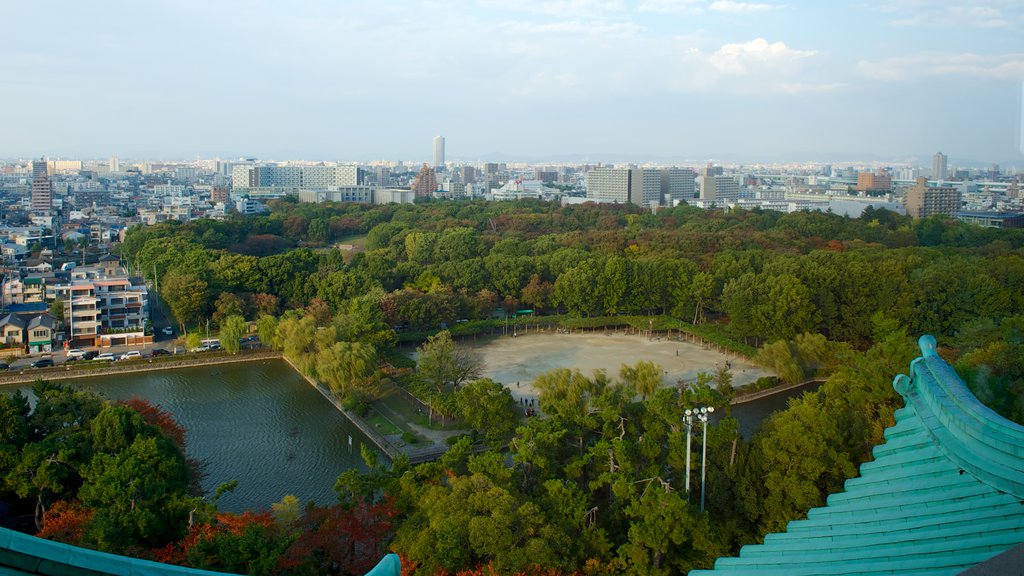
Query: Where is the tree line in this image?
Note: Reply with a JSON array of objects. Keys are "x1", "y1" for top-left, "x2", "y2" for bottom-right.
[{"x1": 12, "y1": 198, "x2": 1019, "y2": 573}]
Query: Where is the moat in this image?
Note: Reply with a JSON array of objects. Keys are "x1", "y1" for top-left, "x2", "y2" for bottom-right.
[{"x1": 6, "y1": 359, "x2": 378, "y2": 513}]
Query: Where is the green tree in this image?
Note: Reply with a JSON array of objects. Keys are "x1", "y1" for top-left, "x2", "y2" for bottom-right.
[
  {"x1": 416, "y1": 331, "x2": 483, "y2": 396},
  {"x1": 620, "y1": 361, "x2": 663, "y2": 401},
  {"x1": 256, "y1": 314, "x2": 279, "y2": 349},
  {"x1": 212, "y1": 292, "x2": 246, "y2": 326},
  {"x1": 79, "y1": 435, "x2": 190, "y2": 552},
  {"x1": 48, "y1": 298, "x2": 65, "y2": 324},
  {"x1": 219, "y1": 315, "x2": 246, "y2": 354},
  {"x1": 317, "y1": 341, "x2": 380, "y2": 401},
  {"x1": 161, "y1": 270, "x2": 209, "y2": 330},
  {"x1": 455, "y1": 379, "x2": 518, "y2": 445}
]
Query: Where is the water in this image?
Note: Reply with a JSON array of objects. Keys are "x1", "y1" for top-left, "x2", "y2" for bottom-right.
[
  {"x1": 4, "y1": 360, "x2": 379, "y2": 512},
  {"x1": 728, "y1": 381, "x2": 824, "y2": 438}
]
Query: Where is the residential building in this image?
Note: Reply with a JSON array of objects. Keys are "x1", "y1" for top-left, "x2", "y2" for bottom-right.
[
  {"x1": 700, "y1": 175, "x2": 740, "y2": 204},
  {"x1": 26, "y1": 313, "x2": 56, "y2": 353},
  {"x1": 661, "y1": 168, "x2": 697, "y2": 204},
  {"x1": 46, "y1": 261, "x2": 150, "y2": 347},
  {"x1": 933, "y1": 152, "x2": 948, "y2": 180},
  {"x1": 0, "y1": 314, "x2": 26, "y2": 348},
  {"x1": 855, "y1": 171, "x2": 893, "y2": 193},
  {"x1": 906, "y1": 177, "x2": 961, "y2": 219},
  {"x1": 31, "y1": 158, "x2": 52, "y2": 215},
  {"x1": 586, "y1": 168, "x2": 632, "y2": 203},
  {"x1": 410, "y1": 165, "x2": 438, "y2": 197}
]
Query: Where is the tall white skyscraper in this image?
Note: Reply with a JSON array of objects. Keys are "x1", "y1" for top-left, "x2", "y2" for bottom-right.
[
  {"x1": 109, "y1": 154, "x2": 120, "y2": 173},
  {"x1": 433, "y1": 136, "x2": 445, "y2": 169},
  {"x1": 932, "y1": 152, "x2": 948, "y2": 180}
]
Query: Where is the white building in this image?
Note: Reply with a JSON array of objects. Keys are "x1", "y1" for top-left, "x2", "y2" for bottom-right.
[{"x1": 433, "y1": 136, "x2": 445, "y2": 169}]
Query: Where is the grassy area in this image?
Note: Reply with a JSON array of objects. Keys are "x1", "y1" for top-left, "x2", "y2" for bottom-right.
[
  {"x1": 363, "y1": 409, "x2": 402, "y2": 435},
  {"x1": 377, "y1": 384, "x2": 466, "y2": 431}
]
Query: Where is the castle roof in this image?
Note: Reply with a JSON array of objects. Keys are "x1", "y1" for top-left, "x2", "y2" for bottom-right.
[{"x1": 691, "y1": 335, "x2": 1024, "y2": 575}]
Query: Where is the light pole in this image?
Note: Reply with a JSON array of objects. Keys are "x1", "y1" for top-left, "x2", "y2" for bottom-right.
[
  {"x1": 698, "y1": 405, "x2": 715, "y2": 512},
  {"x1": 684, "y1": 408, "x2": 694, "y2": 495}
]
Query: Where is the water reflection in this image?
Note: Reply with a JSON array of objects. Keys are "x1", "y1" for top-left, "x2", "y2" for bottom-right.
[{"x1": 6, "y1": 360, "x2": 380, "y2": 512}]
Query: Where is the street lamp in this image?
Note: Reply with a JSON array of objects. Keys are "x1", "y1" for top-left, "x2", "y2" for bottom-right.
[
  {"x1": 684, "y1": 408, "x2": 694, "y2": 494},
  {"x1": 698, "y1": 405, "x2": 714, "y2": 512}
]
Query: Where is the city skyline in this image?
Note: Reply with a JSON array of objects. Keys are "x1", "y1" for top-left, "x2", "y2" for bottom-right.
[{"x1": 3, "y1": 1, "x2": 1023, "y2": 164}]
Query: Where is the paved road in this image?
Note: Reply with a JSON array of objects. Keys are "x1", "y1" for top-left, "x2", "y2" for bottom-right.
[{"x1": 5, "y1": 338, "x2": 260, "y2": 371}]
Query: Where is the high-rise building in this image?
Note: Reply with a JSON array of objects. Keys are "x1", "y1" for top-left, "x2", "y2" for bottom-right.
[
  {"x1": 109, "y1": 154, "x2": 120, "y2": 173},
  {"x1": 433, "y1": 136, "x2": 445, "y2": 169},
  {"x1": 31, "y1": 158, "x2": 52, "y2": 215},
  {"x1": 586, "y1": 168, "x2": 632, "y2": 203},
  {"x1": 410, "y1": 164, "x2": 438, "y2": 197},
  {"x1": 906, "y1": 177, "x2": 960, "y2": 219},
  {"x1": 933, "y1": 152, "x2": 948, "y2": 180},
  {"x1": 586, "y1": 168, "x2": 673, "y2": 206},
  {"x1": 700, "y1": 175, "x2": 740, "y2": 203},
  {"x1": 460, "y1": 166, "x2": 476, "y2": 184},
  {"x1": 661, "y1": 168, "x2": 697, "y2": 203},
  {"x1": 630, "y1": 169, "x2": 663, "y2": 206}
]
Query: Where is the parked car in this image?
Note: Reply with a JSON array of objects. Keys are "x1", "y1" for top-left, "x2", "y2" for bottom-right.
[
  {"x1": 31, "y1": 358, "x2": 54, "y2": 368},
  {"x1": 93, "y1": 353, "x2": 116, "y2": 361},
  {"x1": 162, "y1": 326, "x2": 174, "y2": 335},
  {"x1": 119, "y1": 350, "x2": 142, "y2": 361},
  {"x1": 67, "y1": 348, "x2": 86, "y2": 360},
  {"x1": 0, "y1": 362, "x2": 9, "y2": 370},
  {"x1": 82, "y1": 350, "x2": 99, "y2": 360},
  {"x1": 151, "y1": 348, "x2": 171, "y2": 356}
]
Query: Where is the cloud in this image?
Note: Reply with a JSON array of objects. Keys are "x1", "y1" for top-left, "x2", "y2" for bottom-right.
[
  {"x1": 475, "y1": 0, "x2": 626, "y2": 17},
  {"x1": 636, "y1": 0, "x2": 705, "y2": 15},
  {"x1": 857, "y1": 52, "x2": 1024, "y2": 81},
  {"x1": 708, "y1": 1, "x2": 780, "y2": 13},
  {"x1": 709, "y1": 38, "x2": 816, "y2": 75},
  {"x1": 875, "y1": 1, "x2": 1019, "y2": 29}
]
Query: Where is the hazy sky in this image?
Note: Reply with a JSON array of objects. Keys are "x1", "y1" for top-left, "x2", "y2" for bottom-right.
[{"x1": 4, "y1": 0, "x2": 1023, "y2": 165}]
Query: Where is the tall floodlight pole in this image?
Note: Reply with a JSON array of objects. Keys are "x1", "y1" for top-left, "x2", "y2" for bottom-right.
[
  {"x1": 699, "y1": 406, "x2": 715, "y2": 512},
  {"x1": 684, "y1": 409, "x2": 694, "y2": 494}
]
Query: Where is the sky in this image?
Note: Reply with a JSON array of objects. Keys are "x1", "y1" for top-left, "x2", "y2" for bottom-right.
[{"x1": 3, "y1": 0, "x2": 1023, "y2": 166}]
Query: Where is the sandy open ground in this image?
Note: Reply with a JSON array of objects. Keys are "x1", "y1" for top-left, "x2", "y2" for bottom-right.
[{"x1": 468, "y1": 332, "x2": 772, "y2": 406}]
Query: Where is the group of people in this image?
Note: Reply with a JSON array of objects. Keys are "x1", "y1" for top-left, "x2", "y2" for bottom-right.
[{"x1": 518, "y1": 396, "x2": 536, "y2": 417}]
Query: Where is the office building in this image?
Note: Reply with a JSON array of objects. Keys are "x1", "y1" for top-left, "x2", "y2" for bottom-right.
[
  {"x1": 933, "y1": 152, "x2": 948, "y2": 180},
  {"x1": 906, "y1": 177, "x2": 960, "y2": 219},
  {"x1": 433, "y1": 136, "x2": 445, "y2": 169},
  {"x1": 109, "y1": 154, "x2": 120, "y2": 173},
  {"x1": 460, "y1": 166, "x2": 477, "y2": 184}
]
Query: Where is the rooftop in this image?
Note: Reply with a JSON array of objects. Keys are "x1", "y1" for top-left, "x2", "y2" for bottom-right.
[{"x1": 691, "y1": 335, "x2": 1024, "y2": 575}]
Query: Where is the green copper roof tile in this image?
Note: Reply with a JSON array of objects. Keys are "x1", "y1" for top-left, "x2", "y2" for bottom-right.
[{"x1": 690, "y1": 335, "x2": 1024, "y2": 575}]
